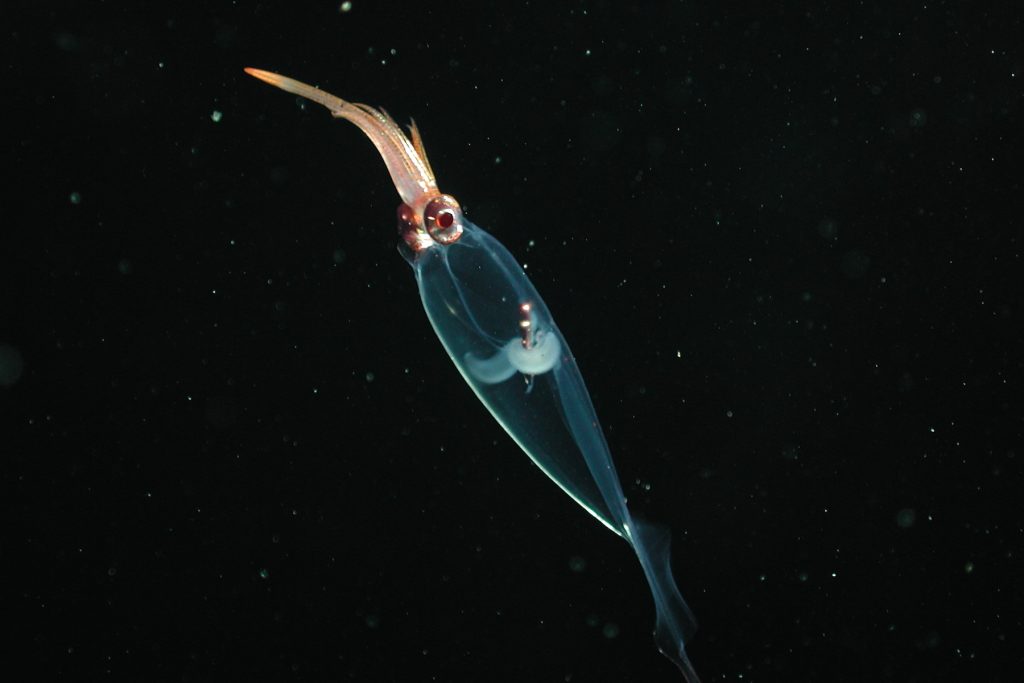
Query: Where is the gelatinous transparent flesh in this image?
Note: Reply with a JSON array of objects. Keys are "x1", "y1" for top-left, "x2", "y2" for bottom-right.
[{"x1": 404, "y1": 222, "x2": 700, "y2": 680}]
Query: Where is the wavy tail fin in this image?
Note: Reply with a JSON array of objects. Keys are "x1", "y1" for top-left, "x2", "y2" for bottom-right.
[{"x1": 629, "y1": 517, "x2": 701, "y2": 682}]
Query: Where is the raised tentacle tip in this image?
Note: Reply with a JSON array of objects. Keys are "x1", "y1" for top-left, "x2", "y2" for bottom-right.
[{"x1": 243, "y1": 67, "x2": 280, "y2": 86}]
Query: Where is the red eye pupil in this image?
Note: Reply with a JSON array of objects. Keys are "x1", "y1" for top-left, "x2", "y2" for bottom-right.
[{"x1": 437, "y1": 211, "x2": 454, "y2": 229}]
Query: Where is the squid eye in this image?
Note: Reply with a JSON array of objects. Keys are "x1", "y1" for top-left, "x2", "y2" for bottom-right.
[{"x1": 423, "y1": 194, "x2": 464, "y2": 244}]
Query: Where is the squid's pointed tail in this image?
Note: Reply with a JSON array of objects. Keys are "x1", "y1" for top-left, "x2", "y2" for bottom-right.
[{"x1": 628, "y1": 517, "x2": 701, "y2": 682}]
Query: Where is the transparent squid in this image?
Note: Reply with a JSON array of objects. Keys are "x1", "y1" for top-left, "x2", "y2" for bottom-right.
[{"x1": 245, "y1": 68, "x2": 701, "y2": 681}]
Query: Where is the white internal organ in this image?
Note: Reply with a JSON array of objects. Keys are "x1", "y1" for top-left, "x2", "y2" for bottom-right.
[{"x1": 466, "y1": 331, "x2": 562, "y2": 384}]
